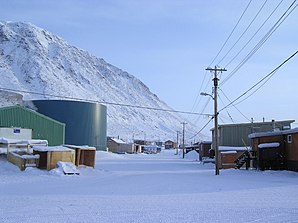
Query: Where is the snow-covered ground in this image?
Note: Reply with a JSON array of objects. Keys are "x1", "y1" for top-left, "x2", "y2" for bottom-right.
[{"x1": 1, "y1": 150, "x2": 298, "y2": 223}]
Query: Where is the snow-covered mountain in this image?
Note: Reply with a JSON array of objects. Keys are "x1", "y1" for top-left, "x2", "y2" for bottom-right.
[{"x1": 0, "y1": 21, "x2": 206, "y2": 142}]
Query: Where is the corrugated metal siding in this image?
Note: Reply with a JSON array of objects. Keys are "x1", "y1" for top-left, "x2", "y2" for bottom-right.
[
  {"x1": 220, "y1": 126, "x2": 252, "y2": 147},
  {"x1": 0, "y1": 106, "x2": 65, "y2": 146},
  {"x1": 218, "y1": 121, "x2": 294, "y2": 147}
]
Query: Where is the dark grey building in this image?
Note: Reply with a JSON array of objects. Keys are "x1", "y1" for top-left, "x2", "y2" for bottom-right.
[{"x1": 33, "y1": 100, "x2": 107, "y2": 150}]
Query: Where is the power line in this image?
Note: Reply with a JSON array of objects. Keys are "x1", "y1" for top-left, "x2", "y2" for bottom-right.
[
  {"x1": 224, "y1": 0, "x2": 284, "y2": 68},
  {"x1": 193, "y1": 96, "x2": 212, "y2": 125},
  {"x1": 209, "y1": 0, "x2": 252, "y2": 66},
  {"x1": 217, "y1": 0, "x2": 268, "y2": 65},
  {"x1": 0, "y1": 87, "x2": 208, "y2": 116},
  {"x1": 221, "y1": 0, "x2": 297, "y2": 86},
  {"x1": 219, "y1": 50, "x2": 298, "y2": 113},
  {"x1": 189, "y1": 71, "x2": 208, "y2": 114},
  {"x1": 188, "y1": 117, "x2": 214, "y2": 140},
  {"x1": 191, "y1": 74, "x2": 213, "y2": 125},
  {"x1": 219, "y1": 89, "x2": 251, "y2": 122},
  {"x1": 232, "y1": 69, "x2": 277, "y2": 107},
  {"x1": 189, "y1": 71, "x2": 213, "y2": 125},
  {"x1": 218, "y1": 93, "x2": 234, "y2": 123}
]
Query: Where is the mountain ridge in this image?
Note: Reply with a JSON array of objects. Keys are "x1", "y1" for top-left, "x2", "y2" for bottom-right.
[{"x1": 0, "y1": 21, "x2": 206, "y2": 142}]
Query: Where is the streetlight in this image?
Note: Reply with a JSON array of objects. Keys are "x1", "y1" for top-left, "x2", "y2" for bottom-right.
[{"x1": 200, "y1": 92, "x2": 214, "y2": 99}]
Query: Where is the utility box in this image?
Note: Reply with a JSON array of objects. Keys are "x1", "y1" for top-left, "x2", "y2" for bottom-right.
[{"x1": 0, "y1": 127, "x2": 32, "y2": 140}]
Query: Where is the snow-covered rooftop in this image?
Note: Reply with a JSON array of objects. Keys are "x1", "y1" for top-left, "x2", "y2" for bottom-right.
[
  {"x1": 33, "y1": 146, "x2": 74, "y2": 152},
  {"x1": 249, "y1": 128, "x2": 298, "y2": 139},
  {"x1": 219, "y1": 146, "x2": 250, "y2": 151},
  {"x1": 110, "y1": 138, "x2": 127, "y2": 144},
  {"x1": 258, "y1": 142, "x2": 280, "y2": 149},
  {"x1": 0, "y1": 137, "x2": 48, "y2": 145},
  {"x1": 64, "y1": 144, "x2": 96, "y2": 150}
]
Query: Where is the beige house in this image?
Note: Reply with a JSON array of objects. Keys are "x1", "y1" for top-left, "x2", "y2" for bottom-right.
[{"x1": 107, "y1": 137, "x2": 136, "y2": 154}]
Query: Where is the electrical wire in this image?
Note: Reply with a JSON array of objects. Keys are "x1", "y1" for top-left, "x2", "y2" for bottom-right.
[
  {"x1": 188, "y1": 117, "x2": 214, "y2": 140},
  {"x1": 192, "y1": 75, "x2": 212, "y2": 113},
  {"x1": 232, "y1": 69, "x2": 277, "y2": 107},
  {"x1": 219, "y1": 50, "x2": 298, "y2": 113},
  {"x1": 193, "y1": 96, "x2": 212, "y2": 125},
  {"x1": 218, "y1": 116, "x2": 226, "y2": 124},
  {"x1": 224, "y1": 0, "x2": 284, "y2": 68},
  {"x1": 218, "y1": 93, "x2": 234, "y2": 123},
  {"x1": 188, "y1": 70, "x2": 209, "y2": 118},
  {"x1": 219, "y1": 89, "x2": 251, "y2": 122},
  {"x1": 0, "y1": 87, "x2": 208, "y2": 116},
  {"x1": 217, "y1": 0, "x2": 268, "y2": 65},
  {"x1": 221, "y1": 0, "x2": 298, "y2": 86},
  {"x1": 209, "y1": 0, "x2": 252, "y2": 66}
]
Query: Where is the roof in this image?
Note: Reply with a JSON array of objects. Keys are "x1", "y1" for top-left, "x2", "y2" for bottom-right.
[
  {"x1": 210, "y1": 120, "x2": 295, "y2": 131},
  {"x1": 165, "y1": 140, "x2": 175, "y2": 143},
  {"x1": 200, "y1": 141, "x2": 212, "y2": 144},
  {"x1": 0, "y1": 105, "x2": 65, "y2": 126},
  {"x1": 109, "y1": 138, "x2": 127, "y2": 144},
  {"x1": 249, "y1": 128, "x2": 298, "y2": 139}
]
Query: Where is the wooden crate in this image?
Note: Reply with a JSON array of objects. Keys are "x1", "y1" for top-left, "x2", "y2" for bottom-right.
[
  {"x1": 33, "y1": 146, "x2": 75, "y2": 170},
  {"x1": 7, "y1": 151, "x2": 40, "y2": 171},
  {"x1": 64, "y1": 145, "x2": 96, "y2": 167}
]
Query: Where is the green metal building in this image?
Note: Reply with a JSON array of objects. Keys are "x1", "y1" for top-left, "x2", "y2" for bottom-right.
[{"x1": 0, "y1": 105, "x2": 65, "y2": 145}]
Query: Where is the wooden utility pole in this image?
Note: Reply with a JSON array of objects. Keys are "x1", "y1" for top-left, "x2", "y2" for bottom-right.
[
  {"x1": 175, "y1": 131, "x2": 180, "y2": 155},
  {"x1": 206, "y1": 66, "x2": 226, "y2": 175},
  {"x1": 181, "y1": 122, "x2": 187, "y2": 158}
]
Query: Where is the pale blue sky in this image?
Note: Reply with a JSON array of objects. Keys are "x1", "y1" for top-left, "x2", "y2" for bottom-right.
[{"x1": 1, "y1": 0, "x2": 298, "y2": 135}]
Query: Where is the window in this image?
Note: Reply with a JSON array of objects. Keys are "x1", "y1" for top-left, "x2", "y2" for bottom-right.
[{"x1": 287, "y1": 135, "x2": 292, "y2": 144}]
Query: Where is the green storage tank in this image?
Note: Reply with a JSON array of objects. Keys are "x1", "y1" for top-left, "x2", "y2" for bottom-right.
[
  {"x1": 33, "y1": 100, "x2": 107, "y2": 151},
  {"x1": 0, "y1": 105, "x2": 65, "y2": 145}
]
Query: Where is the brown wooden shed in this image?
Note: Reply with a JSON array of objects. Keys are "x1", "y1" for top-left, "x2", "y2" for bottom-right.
[
  {"x1": 164, "y1": 140, "x2": 177, "y2": 149},
  {"x1": 198, "y1": 141, "x2": 212, "y2": 161},
  {"x1": 249, "y1": 128, "x2": 298, "y2": 171}
]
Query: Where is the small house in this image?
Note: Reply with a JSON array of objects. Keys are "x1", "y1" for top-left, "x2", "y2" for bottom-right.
[
  {"x1": 164, "y1": 140, "x2": 176, "y2": 149},
  {"x1": 107, "y1": 137, "x2": 136, "y2": 154}
]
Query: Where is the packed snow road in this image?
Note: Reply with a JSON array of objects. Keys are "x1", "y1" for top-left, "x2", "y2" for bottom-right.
[{"x1": 1, "y1": 150, "x2": 298, "y2": 223}]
